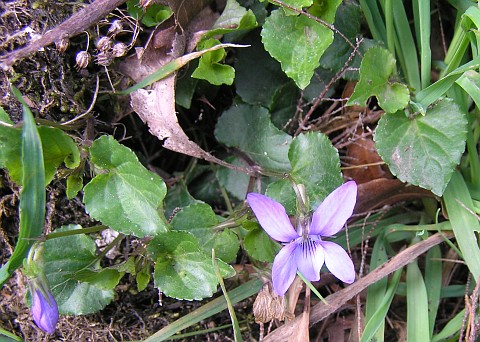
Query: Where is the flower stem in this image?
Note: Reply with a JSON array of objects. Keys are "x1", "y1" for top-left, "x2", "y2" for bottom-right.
[
  {"x1": 289, "y1": 178, "x2": 309, "y2": 215},
  {"x1": 212, "y1": 249, "x2": 243, "y2": 342},
  {"x1": 45, "y1": 225, "x2": 107, "y2": 240}
]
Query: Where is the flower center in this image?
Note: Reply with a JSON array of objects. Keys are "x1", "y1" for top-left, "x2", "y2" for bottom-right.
[{"x1": 298, "y1": 236, "x2": 318, "y2": 258}]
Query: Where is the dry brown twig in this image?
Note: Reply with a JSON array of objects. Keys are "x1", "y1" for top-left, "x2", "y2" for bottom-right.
[
  {"x1": 294, "y1": 37, "x2": 364, "y2": 136},
  {"x1": 0, "y1": 0, "x2": 128, "y2": 70},
  {"x1": 462, "y1": 276, "x2": 480, "y2": 342}
]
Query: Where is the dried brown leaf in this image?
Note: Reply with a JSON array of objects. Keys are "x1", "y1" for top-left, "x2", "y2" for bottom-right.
[
  {"x1": 291, "y1": 287, "x2": 310, "y2": 342},
  {"x1": 286, "y1": 276, "x2": 303, "y2": 318},
  {"x1": 119, "y1": 3, "x2": 251, "y2": 173},
  {"x1": 343, "y1": 129, "x2": 389, "y2": 184},
  {"x1": 354, "y1": 178, "x2": 435, "y2": 215}
]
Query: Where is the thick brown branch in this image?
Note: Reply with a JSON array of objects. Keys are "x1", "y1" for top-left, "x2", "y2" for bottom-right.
[{"x1": 0, "y1": 0, "x2": 127, "y2": 70}]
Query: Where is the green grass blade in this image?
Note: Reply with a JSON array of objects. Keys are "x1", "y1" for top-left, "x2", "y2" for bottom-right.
[
  {"x1": 442, "y1": 5, "x2": 480, "y2": 77},
  {"x1": 297, "y1": 271, "x2": 327, "y2": 304},
  {"x1": 361, "y1": 268, "x2": 402, "y2": 342},
  {"x1": 431, "y1": 308, "x2": 465, "y2": 341},
  {"x1": 144, "y1": 279, "x2": 263, "y2": 342},
  {"x1": 391, "y1": 0, "x2": 421, "y2": 91},
  {"x1": 365, "y1": 234, "x2": 388, "y2": 342},
  {"x1": 168, "y1": 323, "x2": 235, "y2": 340},
  {"x1": 415, "y1": 56, "x2": 480, "y2": 107},
  {"x1": 406, "y1": 259, "x2": 430, "y2": 341},
  {"x1": 442, "y1": 28, "x2": 469, "y2": 77},
  {"x1": 335, "y1": 211, "x2": 423, "y2": 249},
  {"x1": 359, "y1": 0, "x2": 386, "y2": 43},
  {"x1": 384, "y1": 0, "x2": 394, "y2": 57},
  {"x1": 425, "y1": 244, "x2": 442, "y2": 337},
  {"x1": 440, "y1": 284, "x2": 467, "y2": 298},
  {"x1": 466, "y1": 114, "x2": 480, "y2": 186},
  {"x1": 383, "y1": 221, "x2": 452, "y2": 233},
  {"x1": 116, "y1": 43, "x2": 247, "y2": 95},
  {"x1": 456, "y1": 71, "x2": 480, "y2": 109},
  {"x1": 0, "y1": 86, "x2": 45, "y2": 286},
  {"x1": 443, "y1": 171, "x2": 480, "y2": 281},
  {"x1": 396, "y1": 282, "x2": 468, "y2": 298},
  {"x1": 0, "y1": 327, "x2": 23, "y2": 342},
  {"x1": 449, "y1": 82, "x2": 469, "y2": 113},
  {"x1": 412, "y1": 0, "x2": 431, "y2": 89},
  {"x1": 448, "y1": 0, "x2": 477, "y2": 13},
  {"x1": 461, "y1": 6, "x2": 480, "y2": 58},
  {"x1": 455, "y1": 72, "x2": 480, "y2": 132},
  {"x1": 212, "y1": 250, "x2": 242, "y2": 342}
]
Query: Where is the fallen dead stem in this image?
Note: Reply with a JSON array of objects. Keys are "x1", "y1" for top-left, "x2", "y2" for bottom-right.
[
  {"x1": 264, "y1": 232, "x2": 454, "y2": 341},
  {"x1": 0, "y1": 0, "x2": 127, "y2": 70}
]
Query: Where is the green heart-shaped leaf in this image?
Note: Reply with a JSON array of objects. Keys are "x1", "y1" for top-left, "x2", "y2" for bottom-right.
[
  {"x1": 83, "y1": 135, "x2": 168, "y2": 237},
  {"x1": 374, "y1": 98, "x2": 467, "y2": 195}
]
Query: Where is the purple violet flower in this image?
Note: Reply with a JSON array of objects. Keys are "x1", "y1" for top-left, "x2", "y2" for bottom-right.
[
  {"x1": 31, "y1": 283, "x2": 59, "y2": 334},
  {"x1": 247, "y1": 181, "x2": 357, "y2": 296}
]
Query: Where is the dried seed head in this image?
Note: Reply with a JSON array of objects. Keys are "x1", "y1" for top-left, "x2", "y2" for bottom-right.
[
  {"x1": 108, "y1": 20, "x2": 123, "y2": 36},
  {"x1": 75, "y1": 51, "x2": 91, "y2": 69},
  {"x1": 253, "y1": 283, "x2": 286, "y2": 323},
  {"x1": 96, "y1": 51, "x2": 114, "y2": 66},
  {"x1": 55, "y1": 37, "x2": 69, "y2": 53},
  {"x1": 112, "y1": 42, "x2": 128, "y2": 57},
  {"x1": 96, "y1": 36, "x2": 112, "y2": 52}
]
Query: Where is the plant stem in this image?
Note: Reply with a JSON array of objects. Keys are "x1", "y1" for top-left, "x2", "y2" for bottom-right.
[{"x1": 46, "y1": 225, "x2": 107, "y2": 240}]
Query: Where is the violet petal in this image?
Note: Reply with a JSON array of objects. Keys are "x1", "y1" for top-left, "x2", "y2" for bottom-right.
[
  {"x1": 32, "y1": 289, "x2": 59, "y2": 334},
  {"x1": 247, "y1": 193, "x2": 298, "y2": 242},
  {"x1": 321, "y1": 241, "x2": 356, "y2": 283},
  {"x1": 310, "y1": 181, "x2": 357, "y2": 237},
  {"x1": 272, "y1": 242, "x2": 299, "y2": 296},
  {"x1": 295, "y1": 238, "x2": 325, "y2": 282}
]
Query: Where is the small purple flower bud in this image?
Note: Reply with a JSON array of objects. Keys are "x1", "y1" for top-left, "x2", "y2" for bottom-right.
[
  {"x1": 31, "y1": 285, "x2": 59, "y2": 334},
  {"x1": 24, "y1": 242, "x2": 59, "y2": 334}
]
